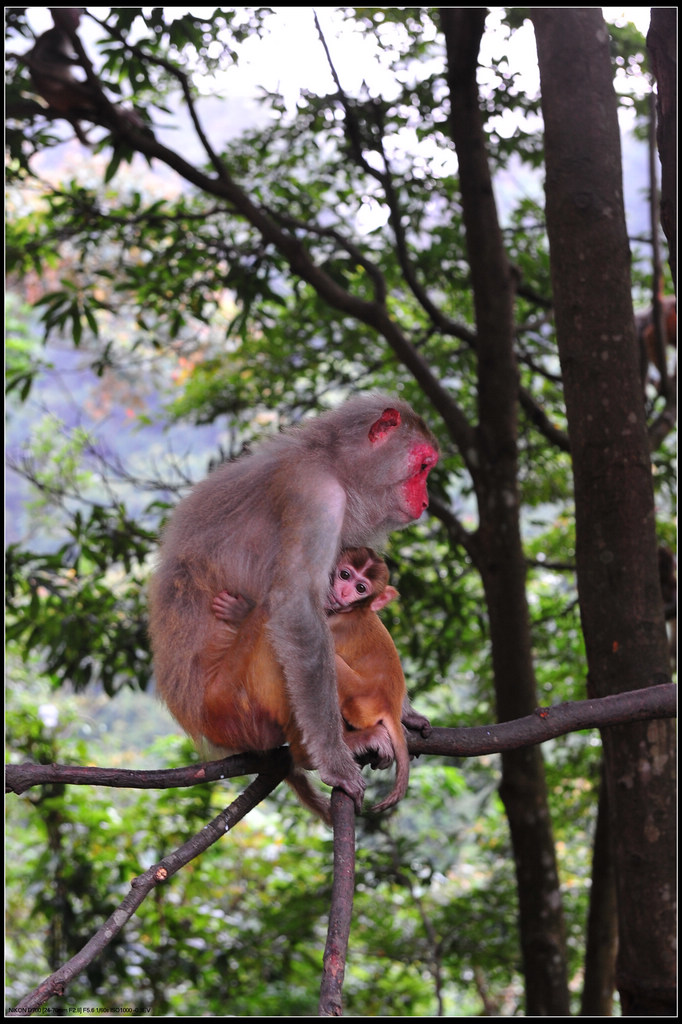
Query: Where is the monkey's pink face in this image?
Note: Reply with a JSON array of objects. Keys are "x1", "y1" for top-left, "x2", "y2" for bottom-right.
[
  {"x1": 400, "y1": 443, "x2": 439, "y2": 521},
  {"x1": 327, "y1": 559, "x2": 374, "y2": 613}
]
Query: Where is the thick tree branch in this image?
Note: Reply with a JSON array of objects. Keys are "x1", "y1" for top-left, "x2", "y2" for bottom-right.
[
  {"x1": 407, "y1": 682, "x2": 676, "y2": 758},
  {"x1": 6, "y1": 747, "x2": 293, "y2": 796},
  {"x1": 7, "y1": 684, "x2": 675, "y2": 797},
  {"x1": 268, "y1": 207, "x2": 388, "y2": 306}
]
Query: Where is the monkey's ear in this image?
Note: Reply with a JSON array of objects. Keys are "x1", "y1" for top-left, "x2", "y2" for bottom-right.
[
  {"x1": 368, "y1": 408, "x2": 401, "y2": 443},
  {"x1": 371, "y1": 585, "x2": 399, "y2": 612}
]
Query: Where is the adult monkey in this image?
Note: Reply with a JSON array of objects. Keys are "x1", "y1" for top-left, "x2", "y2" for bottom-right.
[{"x1": 148, "y1": 394, "x2": 439, "y2": 811}]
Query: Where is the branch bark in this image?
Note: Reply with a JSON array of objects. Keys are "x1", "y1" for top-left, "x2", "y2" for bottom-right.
[
  {"x1": 5, "y1": 747, "x2": 293, "y2": 796},
  {"x1": 406, "y1": 682, "x2": 676, "y2": 757},
  {"x1": 7, "y1": 685, "x2": 675, "y2": 795}
]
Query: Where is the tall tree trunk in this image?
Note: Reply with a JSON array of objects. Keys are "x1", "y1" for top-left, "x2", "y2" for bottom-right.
[
  {"x1": 440, "y1": 9, "x2": 569, "y2": 1015},
  {"x1": 532, "y1": 9, "x2": 677, "y2": 1015}
]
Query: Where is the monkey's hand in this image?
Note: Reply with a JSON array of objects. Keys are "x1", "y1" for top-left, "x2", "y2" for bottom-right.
[
  {"x1": 316, "y1": 755, "x2": 366, "y2": 813},
  {"x1": 212, "y1": 589, "x2": 254, "y2": 626}
]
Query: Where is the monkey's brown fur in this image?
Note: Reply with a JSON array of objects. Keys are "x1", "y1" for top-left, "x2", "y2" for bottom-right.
[
  {"x1": 330, "y1": 582, "x2": 412, "y2": 815},
  {"x1": 202, "y1": 548, "x2": 420, "y2": 821}
]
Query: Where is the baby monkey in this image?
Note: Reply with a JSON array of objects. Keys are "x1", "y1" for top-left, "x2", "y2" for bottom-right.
[{"x1": 209, "y1": 548, "x2": 430, "y2": 821}]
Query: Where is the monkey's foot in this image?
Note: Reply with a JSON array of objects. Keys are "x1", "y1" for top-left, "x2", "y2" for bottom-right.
[{"x1": 402, "y1": 711, "x2": 432, "y2": 738}]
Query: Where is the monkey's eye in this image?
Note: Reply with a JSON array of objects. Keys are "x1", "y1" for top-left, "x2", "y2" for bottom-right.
[
  {"x1": 418, "y1": 453, "x2": 438, "y2": 473},
  {"x1": 339, "y1": 569, "x2": 351, "y2": 581},
  {"x1": 355, "y1": 583, "x2": 367, "y2": 594}
]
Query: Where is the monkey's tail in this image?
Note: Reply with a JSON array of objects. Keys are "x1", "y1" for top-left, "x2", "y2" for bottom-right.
[
  {"x1": 286, "y1": 769, "x2": 333, "y2": 825},
  {"x1": 371, "y1": 723, "x2": 410, "y2": 813}
]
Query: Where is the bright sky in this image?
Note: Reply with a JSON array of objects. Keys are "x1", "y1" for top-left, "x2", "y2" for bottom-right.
[
  {"x1": 17, "y1": 7, "x2": 654, "y2": 136},
  {"x1": 603, "y1": 6, "x2": 652, "y2": 33},
  {"x1": 21, "y1": 8, "x2": 654, "y2": 85},
  {"x1": 17, "y1": 6, "x2": 655, "y2": 229},
  {"x1": 208, "y1": 7, "x2": 653, "y2": 103}
]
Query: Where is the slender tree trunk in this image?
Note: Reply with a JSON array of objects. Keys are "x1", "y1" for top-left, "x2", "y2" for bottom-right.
[
  {"x1": 532, "y1": 9, "x2": 677, "y2": 1015},
  {"x1": 440, "y1": 9, "x2": 569, "y2": 1015},
  {"x1": 580, "y1": 764, "x2": 618, "y2": 1016}
]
